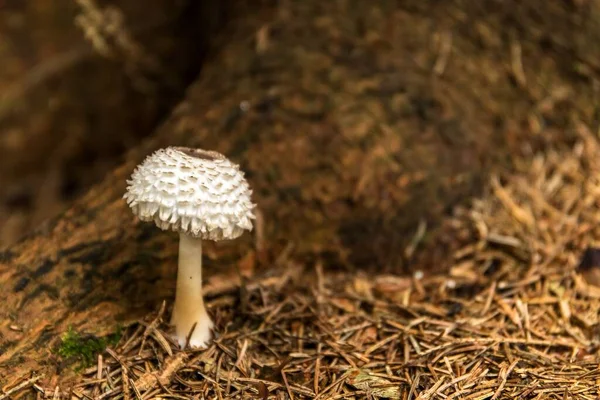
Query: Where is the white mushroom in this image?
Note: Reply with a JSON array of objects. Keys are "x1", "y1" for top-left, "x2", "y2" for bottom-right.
[{"x1": 124, "y1": 146, "x2": 255, "y2": 349}]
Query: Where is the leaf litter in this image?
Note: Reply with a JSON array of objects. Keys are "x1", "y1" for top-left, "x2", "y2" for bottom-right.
[{"x1": 2, "y1": 123, "x2": 598, "y2": 399}]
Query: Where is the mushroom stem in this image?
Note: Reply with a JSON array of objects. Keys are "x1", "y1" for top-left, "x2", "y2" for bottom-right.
[{"x1": 171, "y1": 233, "x2": 213, "y2": 349}]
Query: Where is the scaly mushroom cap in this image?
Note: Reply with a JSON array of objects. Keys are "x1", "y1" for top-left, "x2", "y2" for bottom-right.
[{"x1": 124, "y1": 146, "x2": 255, "y2": 240}]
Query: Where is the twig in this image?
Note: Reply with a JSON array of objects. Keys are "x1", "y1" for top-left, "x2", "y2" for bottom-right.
[{"x1": 0, "y1": 375, "x2": 44, "y2": 400}]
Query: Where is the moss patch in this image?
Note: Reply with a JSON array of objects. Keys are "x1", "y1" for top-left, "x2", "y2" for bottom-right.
[{"x1": 57, "y1": 326, "x2": 122, "y2": 369}]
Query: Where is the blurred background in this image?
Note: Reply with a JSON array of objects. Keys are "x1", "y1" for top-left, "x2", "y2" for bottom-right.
[
  {"x1": 0, "y1": 0, "x2": 227, "y2": 246},
  {"x1": 2, "y1": 0, "x2": 600, "y2": 258}
]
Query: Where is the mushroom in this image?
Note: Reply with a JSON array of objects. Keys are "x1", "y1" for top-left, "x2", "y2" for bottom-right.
[{"x1": 124, "y1": 146, "x2": 255, "y2": 348}]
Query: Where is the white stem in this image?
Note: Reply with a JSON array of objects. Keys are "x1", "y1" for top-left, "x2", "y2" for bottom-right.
[{"x1": 170, "y1": 233, "x2": 213, "y2": 349}]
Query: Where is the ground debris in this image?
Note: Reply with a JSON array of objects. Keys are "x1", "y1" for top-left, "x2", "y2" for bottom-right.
[{"x1": 22, "y1": 125, "x2": 600, "y2": 398}]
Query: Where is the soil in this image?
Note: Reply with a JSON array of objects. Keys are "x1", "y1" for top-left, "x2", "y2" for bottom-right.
[{"x1": 1, "y1": 0, "x2": 600, "y2": 395}]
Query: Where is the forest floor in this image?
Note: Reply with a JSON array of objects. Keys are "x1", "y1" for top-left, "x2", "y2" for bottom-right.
[{"x1": 2, "y1": 1, "x2": 600, "y2": 398}]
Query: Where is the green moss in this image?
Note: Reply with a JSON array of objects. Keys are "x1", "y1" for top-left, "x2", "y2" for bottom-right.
[{"x1": 57, "y1": 325, "x2": 122, "y2": 369}]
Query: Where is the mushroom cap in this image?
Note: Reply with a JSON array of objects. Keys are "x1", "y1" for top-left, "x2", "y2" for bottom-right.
[{"x1": 124, "y1": 146, "x2": 255, "y2": 240}]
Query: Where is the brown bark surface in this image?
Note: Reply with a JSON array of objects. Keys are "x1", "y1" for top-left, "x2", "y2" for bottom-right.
[
  {"x1": 1, "y1": 0, "x2": 599, "y2": 379},
  {"x1": 0, "y1": 0, "x2": 226, "y2": 246}
]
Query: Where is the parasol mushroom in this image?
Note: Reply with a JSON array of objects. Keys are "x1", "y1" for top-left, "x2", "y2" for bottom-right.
[{"x1": 124, "y1": 146, "x2": 255, "y2": 348}]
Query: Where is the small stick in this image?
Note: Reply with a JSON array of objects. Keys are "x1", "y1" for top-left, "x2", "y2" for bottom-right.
[
  {"x1": 184, "y1": 322, "x2": 198, "y2": 350},
  {"x1": 92, "y1": 354, "x2": 103, "y2": 398},
  {"x1": 122, "y1": 367, "x2": 131, "y2": 400},
  {"x1": 139, "y1": 301, "x2": 166, "y2": 355},
  {"x1": 0, "y1": 375, "x2": 44, "y2": 400}
]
